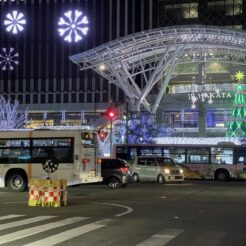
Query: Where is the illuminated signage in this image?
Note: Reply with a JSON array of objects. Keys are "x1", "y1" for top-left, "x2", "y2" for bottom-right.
[{"x1": 0, "y1": 0, "x2": 25, "y2": 2}]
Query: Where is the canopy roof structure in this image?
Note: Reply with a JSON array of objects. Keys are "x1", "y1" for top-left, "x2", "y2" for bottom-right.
[{"x1": 69, "y1": 25, "x2": 246, "y2": 113}]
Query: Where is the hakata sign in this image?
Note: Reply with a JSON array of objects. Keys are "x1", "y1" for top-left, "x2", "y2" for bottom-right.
[{"x1": 188, "y1": 92, "x2": 232, "y2": 100}]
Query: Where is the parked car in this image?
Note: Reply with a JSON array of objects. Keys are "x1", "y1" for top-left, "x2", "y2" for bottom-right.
[
  {"x1": 131, "y1": 156, "x2": 184, "y2": 183},
  {"x1": 101, "y1": 158, "x2": 132, "y2": 188}
]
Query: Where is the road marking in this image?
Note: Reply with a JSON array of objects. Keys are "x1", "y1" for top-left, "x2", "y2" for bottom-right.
[
  {"x1": 136, "y1": 228, "x2": 183, "y2": 246},
  {"x1": 0, "y1": 216, "x2": 56, "y2": 231},
  {"x1": 0, "y1": 217, "x2": 88, "y2": 245},
  {"x1": 2, "y1": 202, "x2": 26, "y2": 204},
  {"x1": 0, "y1": 215, "x2": 24, "y2": 221},
  {"x1": 93, "y1": 202, "x2": 133, "y2": 217},
  {"x1": 189, "y1": 231, "x2": 225, "y2": 246},
  {"x1": 23, "y1": 218, "x2": 114, "y2": 246}
]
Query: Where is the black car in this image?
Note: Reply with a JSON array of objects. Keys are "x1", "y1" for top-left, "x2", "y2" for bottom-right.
[{"x1": 101, "y1": 158, "x2": 132, "y2": 189}]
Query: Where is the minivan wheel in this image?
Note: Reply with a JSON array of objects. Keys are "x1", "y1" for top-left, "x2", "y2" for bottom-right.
[
  {"x1": 157, "y1": 174, "x2": 165, "y2": 184},
  {"x1": 132, "y1": 173, "x2": 139, "y2": 182},
  {"x1": 108, "y1": 177, "x2": 121, "y2": 189}
]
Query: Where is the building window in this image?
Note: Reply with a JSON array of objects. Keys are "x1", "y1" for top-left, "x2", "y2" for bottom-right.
[
  {"x1": 71, "y1": 93, "x2": 77, "y2": 103},
  {"x1": 79, "y1": 93, "x2": 84, "y2": 103},
  {"x1": 164, "y1": 3, "x2": 198, "y2": 19},
  {"x1": 48, "y1": 94, "x2": 53, "y2": 103},
  {"x1": 41, "y1": 94, "x2": 46, "y2": 104},
  {"x1": 56, "y1": 94, "x2": 61, "y2": 103},
  {"x1": 64, "y1": 94, "x2": 69, "y2": 103},
  {"x1": 225, "y1": 0, "x2": 242, "y2": 16},
  {"x1": 33, "y1": 94, "x2": 38, "y2": 104}
]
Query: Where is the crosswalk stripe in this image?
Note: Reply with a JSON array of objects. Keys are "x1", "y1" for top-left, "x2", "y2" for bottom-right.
[
  {"x1": 0, "y1": 216, "x2": 56, "y2": 231},
  {"x1": 0, "y1": 217, "x2": 88, "y2": 245},
  {"x1": 23, "y1": 218, "x2": 115, "y2": 246},
  {"x1": 136, "y1": 228, "x2": 183, "y2": 246},
  {"x1": 0, "y1": 215, "x2": 25, "y2": 221}
]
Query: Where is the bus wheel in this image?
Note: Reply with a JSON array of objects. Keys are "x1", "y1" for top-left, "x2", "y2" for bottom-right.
[
  {"x1": 7, "y1": 172, "x2": 27, "y2": 192},
  {"x1": 157, "y1": 174, "x2": 165, "y2": 184},
  {"x1": 215, "y1": 170, "x2": 229, "y2": 182},
  {"x1": 132, "y1": 173, "x2": 139, "y2": 182},
  {"x1": 108, "y1": 177, "x2": 120, "y2": 189}
]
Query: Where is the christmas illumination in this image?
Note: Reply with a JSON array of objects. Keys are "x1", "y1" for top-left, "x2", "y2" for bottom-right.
[
  {"x1": 0, "y1": 47, "x2": 19, "y2": 71},
  {"x1": 227, "y1": 84, "x2": 246, "y2": 137},
  {"x1": 58, "y1": 10, "x2": 89, "y2": 43},
  {"x1": 4, "y1": 10, "x2": 26, "y2": 34},
  {"x1": 227, "y1": 72, "x2": 246, "y2": 137},
  {"x1": 235, "y1": 71, "x2": 245, "y2": 82},
  {"x1": 0, "y1": 96, "x2": 27, "y2": 129}
]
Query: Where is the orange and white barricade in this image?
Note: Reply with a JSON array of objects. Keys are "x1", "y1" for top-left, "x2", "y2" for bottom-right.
[{"x1": 28, "y1": 179, "x2": 67, "y2": 207}]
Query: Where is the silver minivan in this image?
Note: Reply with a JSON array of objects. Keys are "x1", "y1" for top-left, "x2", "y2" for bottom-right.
[{"x1": 131, "y1": 156, "x2": 184, "y2": 183}]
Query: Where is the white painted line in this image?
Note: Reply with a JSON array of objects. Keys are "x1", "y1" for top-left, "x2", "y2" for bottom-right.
[
  {"x1": 136, "y1": 228, "x2": 183, "y2": 246},
  {"x1": 23, "y1": 219, "x2": 114, "y2": 246},
  {"x1": 2, "y1": 202, "x2": 26, "y2": 204},
  {"x1": 0, "y1": 216, "x2": 56, "y2": 231},
  {"x1": 0, "y1": 215, "x2": 25, "y2": 221},
  {"x1": 0, "y1": 217, "x2": 88, "y2": 245},
  {"x1": 190, "y1": 231, "x2": 225, "y2": 246},
  {"x1": 93, "y1": 202, "x2": 133, "y2": 217}
]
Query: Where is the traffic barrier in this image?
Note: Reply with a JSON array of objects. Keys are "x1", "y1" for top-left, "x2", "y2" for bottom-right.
[{"x1": 28, "y1": 179, "x2": 67, "y2": 207}]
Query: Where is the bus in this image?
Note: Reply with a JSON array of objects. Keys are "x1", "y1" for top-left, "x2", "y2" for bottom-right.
[
  {"x1": 113, "y1": 143, "x2": 246, "y2": 181},
  {"x1": 0, "y1": 129, "x2": 102, "y2": 191}
]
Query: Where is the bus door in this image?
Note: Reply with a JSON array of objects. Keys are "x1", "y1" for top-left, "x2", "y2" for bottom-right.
[{"x1": 81, "y1": 145, "x2": 97, "y2": 178}]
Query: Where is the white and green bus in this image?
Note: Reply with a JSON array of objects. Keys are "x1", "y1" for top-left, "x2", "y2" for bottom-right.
[
  {"x1": 0, "y1": 129, "x2": 102, "y2": 191},
  {"x1": 113, "y1": 143, "x2": 246, "y2": 181}
]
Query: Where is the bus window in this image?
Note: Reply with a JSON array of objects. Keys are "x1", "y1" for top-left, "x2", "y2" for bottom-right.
[
  {"x1": 211, "y1": 147, "x2": 233, "y2": 165},
  {"x1": 116, "y1": 146, "x2": 129, "y2": 160},
  {"x1": 187, "y1": 148, "x2": 209, "y2": 164},
  {"x1": 166, "y1": 147, "x2": 186, "y2": 164},
  {"x1": 129, "y1": 147, "x2": 137, "y2": 160}
]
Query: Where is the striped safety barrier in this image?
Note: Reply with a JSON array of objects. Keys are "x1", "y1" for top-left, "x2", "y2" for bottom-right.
[{"x1": 28, "y1": 179, "x2": 67, "y2": 207}]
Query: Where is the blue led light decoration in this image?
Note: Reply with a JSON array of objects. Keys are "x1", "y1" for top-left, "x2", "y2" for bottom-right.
[
  {"x1": 4, "y1": 10, "x2": 26, "y2": 34},
  {"x1": 58, "y1": 10, "x2": 89, "y2": 43},
  {"x1": 0, "y1": 47, "x2": 19, "y2": 71}
]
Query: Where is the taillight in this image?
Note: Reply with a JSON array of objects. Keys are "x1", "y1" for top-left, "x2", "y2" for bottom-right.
[
  {"x1": 83, "y1": 159, "x2": 88, "y2": 164},
  {"x1": 120, "y1": 167, "x2": 129, "y2": 173}
]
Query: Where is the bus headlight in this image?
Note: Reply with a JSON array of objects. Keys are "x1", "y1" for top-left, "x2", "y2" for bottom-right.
[
  {"x1": 179, "y1": 169, "x2": 184, "y2": 174},
  {"x1": 164, "y1": 168, "x2": 170, "y2": 174}
]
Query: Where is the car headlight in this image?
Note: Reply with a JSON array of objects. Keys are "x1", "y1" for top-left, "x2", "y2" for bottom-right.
[
  {"x1": 164, "y1": 168, "x2": 170, "y2": 174},
  {"x1": 179, "y1": 169, "x2": 184, "y2": 174}
]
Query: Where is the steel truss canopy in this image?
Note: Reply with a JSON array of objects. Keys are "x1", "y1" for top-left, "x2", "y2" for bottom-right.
[{"x1": 69, "y1": 25, "x2": 246, "y2": 113}]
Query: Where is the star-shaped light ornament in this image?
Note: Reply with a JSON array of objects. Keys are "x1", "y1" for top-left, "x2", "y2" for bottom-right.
[{"x1": 235, "y1": 71, "x2": 245, "y2": 82}]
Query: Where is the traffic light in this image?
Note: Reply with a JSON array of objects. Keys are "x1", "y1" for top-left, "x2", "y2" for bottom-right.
[
  {"x1": 106, "y1": 107, "x2": 116, "y2": 120},
  {"x1": 98, "y1": 130, "x2": 106, "y2": 142}
]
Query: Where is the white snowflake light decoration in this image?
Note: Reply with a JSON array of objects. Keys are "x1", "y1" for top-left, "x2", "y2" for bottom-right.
[
  {"x1": 4, "y1": 10, "x2": 26, "y2": 35},
  {"x1": 0, "y1": 48, "x2": 19, "y2": 71},
  {"x1": 58, "y1": 10, "x2": 89, "y2": 43}
]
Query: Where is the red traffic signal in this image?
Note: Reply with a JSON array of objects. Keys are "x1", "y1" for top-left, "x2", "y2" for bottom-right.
[
  {"x1": 98, "y1": 130, "x2": 106, "y2": 141},
  {"x1": 106, "y1": 108, "x2": 116, "y2": 119}
]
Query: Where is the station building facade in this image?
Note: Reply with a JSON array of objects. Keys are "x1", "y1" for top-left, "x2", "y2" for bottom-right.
[{"x1": 0, "y1": 0, "x2": 245, "y2": 137}]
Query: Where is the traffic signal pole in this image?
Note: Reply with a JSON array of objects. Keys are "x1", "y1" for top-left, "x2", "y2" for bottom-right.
[{"x1": 110, "y1": 117, "x2": 113, "y2": 157}]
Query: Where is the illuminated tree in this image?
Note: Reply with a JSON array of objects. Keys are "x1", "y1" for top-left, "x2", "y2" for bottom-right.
[
  {"x1": 0, "y1": 96, "x2": 27, "y2": 129},
  {"x1": 227, "y1": 72, "x2": 246, "y2": 137},
  {"x1": 113, "y1": 112, "x2": 170, "y2": 144}
]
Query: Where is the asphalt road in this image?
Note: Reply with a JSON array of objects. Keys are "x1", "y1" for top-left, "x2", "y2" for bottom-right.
[{"x1": 0, "y1": 180, "x2": 246, "y2": 246}]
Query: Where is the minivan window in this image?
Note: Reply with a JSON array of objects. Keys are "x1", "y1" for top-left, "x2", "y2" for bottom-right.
[
  {"x1": 156, "y1": 157, "x2": 175, "y2": 166},
  {"x1": 147, "y1": 158, "x2": 157, "y2": 166}
]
